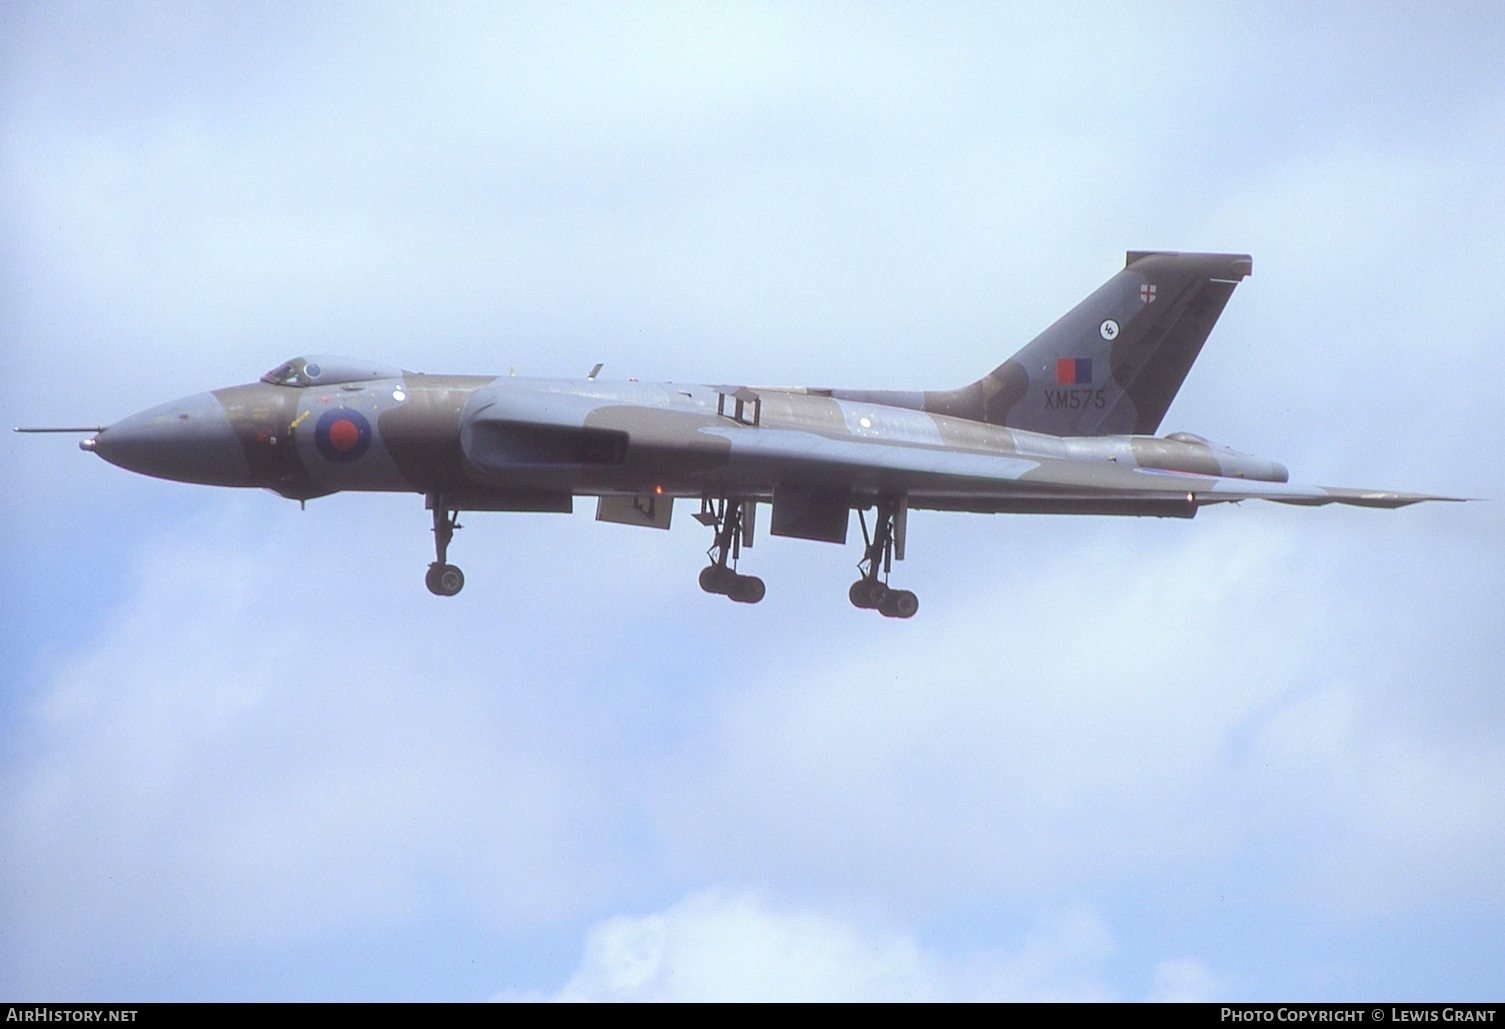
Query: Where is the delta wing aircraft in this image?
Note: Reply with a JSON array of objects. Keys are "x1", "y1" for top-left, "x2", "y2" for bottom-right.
[{"x1": 20, "y1": 251, "x2": 1458, "y2": 618}]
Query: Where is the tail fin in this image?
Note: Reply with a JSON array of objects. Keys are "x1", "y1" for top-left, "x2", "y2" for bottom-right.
[{"x1": 924, "y1": 251, "x2": 1252, "y2": 436}]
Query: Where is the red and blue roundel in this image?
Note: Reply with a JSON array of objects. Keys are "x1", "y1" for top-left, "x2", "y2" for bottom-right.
[{"x1": 314, "y1": 408, "x2": 372, "y2": 462}]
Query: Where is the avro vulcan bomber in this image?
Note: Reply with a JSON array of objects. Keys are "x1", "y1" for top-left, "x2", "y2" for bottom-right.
[{"x1": 20, "y1": 252, "x2": 1458, "y2": 618}]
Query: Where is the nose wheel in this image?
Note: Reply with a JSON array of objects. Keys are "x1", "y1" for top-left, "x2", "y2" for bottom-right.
[
  {"x1": 695, "y1": 496, "x2": 765, "y2": 604},
  {"x1": 425, "y1": 498, "x2": 464, "y2": 596},
  {"x1": 850, "y1": 497, "x2": 918, "y2": 618},
  {"x1": 426, "y1": 562, "x2": 465, "y2": 597}
]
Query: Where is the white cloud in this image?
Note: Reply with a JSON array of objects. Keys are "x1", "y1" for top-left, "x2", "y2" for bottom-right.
[
  {"x1": 8, "y1": 494, "x2": 1499, "y2": 997},
  {"x1": 0, "y1": 499, "x2": 624, "y2": 994},
  {"x1": 656, "y1": 518, "x2": 1315, "y2": 894},
  {"x1": 1148, "y1": 958, "x2": 1223, "y2": 1003},
  {"x1": 653, "y1": 512, "x2": 1505, "y2": 916},
  {"x1": 1248, "y1": 679, "x2": 1505, "y2": 915},
  {"x1": 540, "y1": 890, "x2": 1115, "y2": 1002}
]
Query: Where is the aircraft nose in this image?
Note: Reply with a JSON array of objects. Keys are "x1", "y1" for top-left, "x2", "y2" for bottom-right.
[{"x1": 92, "y1": 392, "x2": 251, "y2": 486}]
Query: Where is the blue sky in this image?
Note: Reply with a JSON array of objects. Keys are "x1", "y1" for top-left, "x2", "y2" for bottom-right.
[{"x1": 2, "y1": 2, "x2": 1503, "y2": 1000}]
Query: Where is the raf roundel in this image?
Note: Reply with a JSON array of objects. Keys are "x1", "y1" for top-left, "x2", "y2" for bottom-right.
[{"x1": 314, "y1": 408, "x2": 372, "y2": 463}]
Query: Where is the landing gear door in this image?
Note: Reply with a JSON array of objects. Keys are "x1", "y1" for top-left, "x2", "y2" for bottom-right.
[
  {"x1": 770, "y1": 485, "x2": 850, "y2": 544},
  {"x1": 596, "y1": 494, "x2": 673, "y2": 530}
]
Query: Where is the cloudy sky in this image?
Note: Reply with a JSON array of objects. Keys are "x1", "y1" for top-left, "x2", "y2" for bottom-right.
[{"x1": 3, "y1": 1, "x2": 1503, "y2": 1001}]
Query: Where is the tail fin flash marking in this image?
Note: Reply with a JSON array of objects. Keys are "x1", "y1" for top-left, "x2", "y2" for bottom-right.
[{"x1": 1055, "y1": 358, "x2": 1093, "y2": 385}]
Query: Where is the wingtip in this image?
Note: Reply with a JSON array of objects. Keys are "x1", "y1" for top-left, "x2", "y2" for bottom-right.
[
  {"x1": 1397, "y1": 493, "x2": 1475, "y2": 504},
  {"x1": 1312, "y1": 486, "x2": 1475, "y2": 509},
  {"x1": 1368, "y1": 493, "x2": 1472, "y2": 508}
]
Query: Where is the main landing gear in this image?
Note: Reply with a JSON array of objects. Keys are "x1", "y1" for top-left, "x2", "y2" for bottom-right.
[
  {"x1": 694, "y1": 496, "x2": 765, "y2": 604},
  {"x1": 425, "y1": 497, "x2": 465, "y2": 597},
  {"x1": 850, "y1": 497, "x2": 918, "y2": 619}
]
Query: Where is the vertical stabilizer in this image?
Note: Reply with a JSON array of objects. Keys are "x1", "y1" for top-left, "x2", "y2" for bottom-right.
[{"x1": 923, "y1": 251, "x2": 1252, "y2": 436}]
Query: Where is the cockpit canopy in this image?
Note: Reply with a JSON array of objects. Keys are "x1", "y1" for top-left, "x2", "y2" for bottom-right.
[{"x1": 261, "y1": 355, "x2": 402, "y2": 388}]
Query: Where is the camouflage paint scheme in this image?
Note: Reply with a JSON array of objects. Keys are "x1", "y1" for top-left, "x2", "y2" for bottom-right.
[{"x1": 60, "y1": 252, "x2": 1459, "y2": 607}]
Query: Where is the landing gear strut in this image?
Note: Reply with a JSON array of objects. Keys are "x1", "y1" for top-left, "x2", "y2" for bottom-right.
[
  {"x1": 425, "y1": 497, "x2": 465, "y2": 596},
  {"x1": 694, "y1": 496, "x2": 765, "y2": 604},
  {"x1": 851, "y1": 496, "x2": 917, "y2": 618}
]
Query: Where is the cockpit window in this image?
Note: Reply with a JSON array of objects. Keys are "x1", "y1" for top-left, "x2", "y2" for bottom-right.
[
  {"x1": 261, "y1": 355, "x2": 402, "y2": 387},
  {"x1": 262, "y1": 359, "x2": 308, "y2": 386}
]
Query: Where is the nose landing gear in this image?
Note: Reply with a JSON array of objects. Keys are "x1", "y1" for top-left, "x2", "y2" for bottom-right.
[
  {"x1": 851, "y1": 496, "x2": 917, "y2": 618},
  {"x1": 426, "y1": 497, "x2": 464, "y2": 596},
  {"x1": 695, "y1": 496, "x2": 765, "y2": 604}
]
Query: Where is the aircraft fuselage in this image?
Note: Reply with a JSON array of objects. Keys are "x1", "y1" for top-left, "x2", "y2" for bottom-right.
[{"x1": 90, "y1": 372, "x2": 1290, "y2": 511}]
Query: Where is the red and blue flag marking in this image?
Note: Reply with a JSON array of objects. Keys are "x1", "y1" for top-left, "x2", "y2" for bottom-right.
[{"x1": 1055, "y1": 358, "x2": 1092, "y2": 385}]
